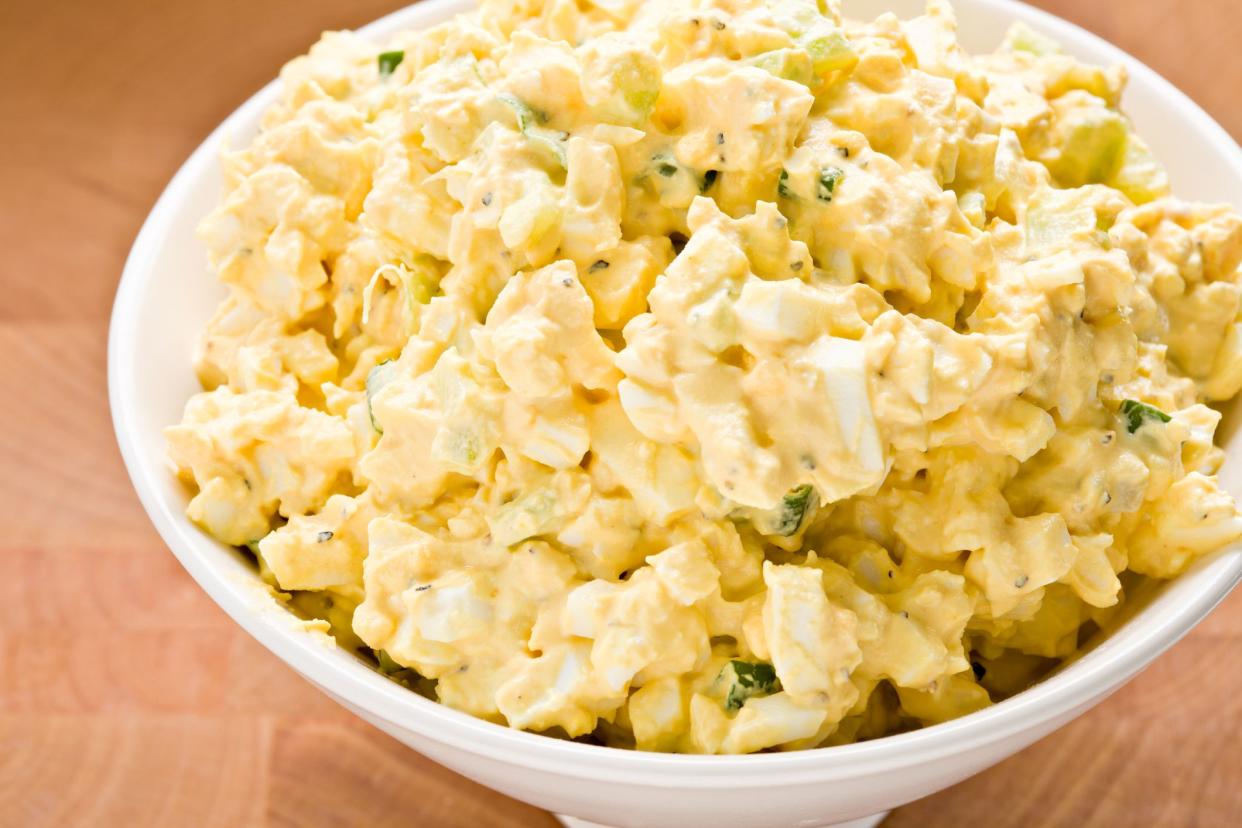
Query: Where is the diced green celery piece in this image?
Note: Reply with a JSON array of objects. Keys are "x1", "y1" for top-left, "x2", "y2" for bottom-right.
[
  {"x1": 765, "y1": 0, "x2": 825, "y2": 35},
  {"x1": 530, "y1": 197, "x2": 562, "y2": 242},
  {"x1": 487, "y1": 487, "x2": 560, "y2": 547},
  {"x1": 803, "y1": 28, "x2": 856, "y2": 75},
  {"x1": 498, "y1": 93, "x2": 568, "y2": 169},
  {"x1": 748, "y1": 48, "x2": 815, "y2": 87},
  {"x1": 529, "y1": 133, "x2": 568, "y2": 169},
  {"x1": 1025, "y1": 188, "x2": 1099, "y2": 253},
  {"x1": 1109, "y1": 133, "x2": 1170, "y2": 205},
  {"x1": 366, "y1": 360, "x2": 400, "y2": 434},
  {"x1": 402, "y1": 258, "x2": 437, "y2": 306},
  {"x1": 615, "y1": 52, "x2": 660, "y2": 122},
  {"x1": 498, "y1": 92, "x2": 541, "y2": 131},
  {"x1": 435, "y1": 422, "x2": 484, "y2": 468},
  {"x1": 1002, "y1": 22, "x2": 1061, "y2": 56},
  {"x1": 625, "y1": 87, "x2": 659, "y2": 120},
  {"x1": 1048, "y1": 109, "x2": 1128, "y2": 186},
  {"x1": 586, "y1": 48, "x2": 661, "y2": 126}
]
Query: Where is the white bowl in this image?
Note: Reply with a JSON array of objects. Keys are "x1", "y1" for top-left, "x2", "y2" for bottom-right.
[{"x1": 109, "y1": 1, "x2": 1242, "y2": 825}]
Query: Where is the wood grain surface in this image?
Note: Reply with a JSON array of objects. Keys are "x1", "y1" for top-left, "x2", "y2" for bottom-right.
[{"x1": 2, "y1": 1, "x2": 1239, "y2": 826}]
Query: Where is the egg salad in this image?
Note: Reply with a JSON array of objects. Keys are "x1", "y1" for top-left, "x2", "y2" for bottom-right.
[{"x1": 168, "y1": 0, "x2": 1242, "y2": 753}]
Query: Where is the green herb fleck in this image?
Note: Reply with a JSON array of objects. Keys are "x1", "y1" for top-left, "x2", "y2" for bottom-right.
[
  {"x1": 723, "y1": 660, "x2": 780, "y2": 710},
  {"x1": 817, "y1": 166, "x2": 844, "y2": 202},
  {"x1": 777, "y1": 169, "x2": 794, "y2": 199},
  {"x1": 378, "y1": 50, "x2": 405, "y2": 78},
  {"x1": 1120, "y1": 399, "x2": 1171, "y2": 433},
  {"x1": 774, "y1": 484, "x2": 816, "y2": 536},
  {"x1": 657, "y1": 161, "x2": 679, "y2": 177}
]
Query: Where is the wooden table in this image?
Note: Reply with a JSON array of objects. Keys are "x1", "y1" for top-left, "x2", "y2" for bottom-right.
[{"x1": 3, "y1": 1, "x2": 1239, "y2": 825}]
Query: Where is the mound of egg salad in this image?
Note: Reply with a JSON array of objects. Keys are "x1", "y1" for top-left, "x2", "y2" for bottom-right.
[{"x1": 168, "y1": 0, "x2": 1242, "y2": 753}]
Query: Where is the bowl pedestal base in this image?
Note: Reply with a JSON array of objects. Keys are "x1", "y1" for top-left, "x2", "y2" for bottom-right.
[{"x1": 557, "y1": 811, "x2": 890, "y2": 827}]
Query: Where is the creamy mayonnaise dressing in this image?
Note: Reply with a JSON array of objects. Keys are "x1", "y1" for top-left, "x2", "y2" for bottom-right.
[{"x1": 168, "y1": 0, "x2": 1242, "y2": 753}]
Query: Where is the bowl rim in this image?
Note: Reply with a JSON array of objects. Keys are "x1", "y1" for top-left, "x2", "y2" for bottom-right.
[{"x1": 109, "y1": 0, "x2": 1242, "y2": 785}]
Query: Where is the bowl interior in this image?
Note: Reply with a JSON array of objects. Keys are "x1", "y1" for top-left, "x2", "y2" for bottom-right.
[{"x1": 110, "y1": 0, "x2": 1242, "y2": 779}]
